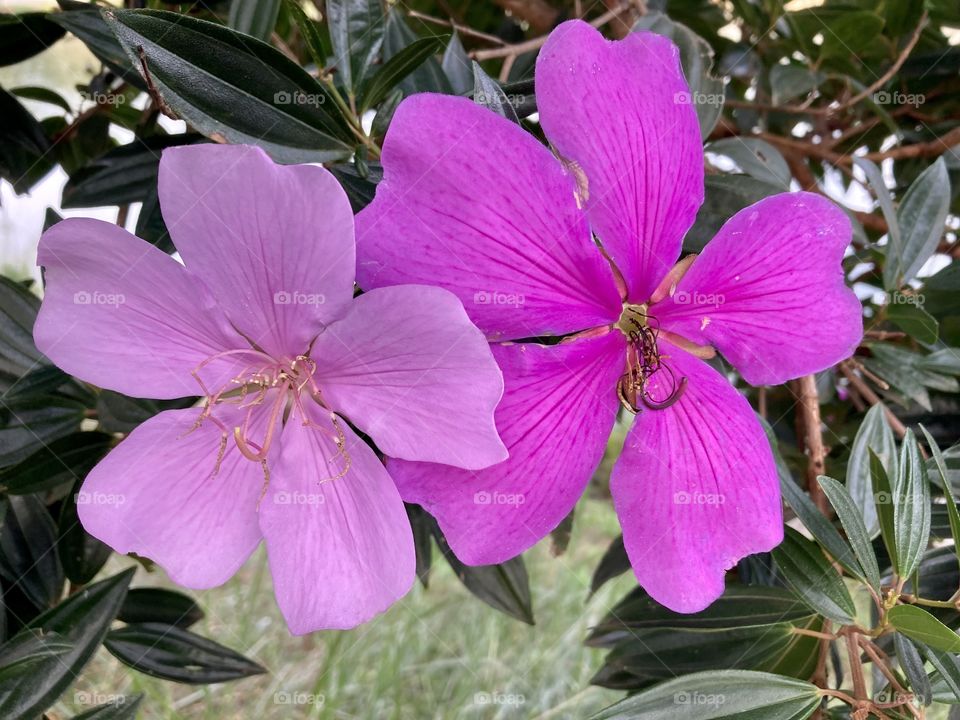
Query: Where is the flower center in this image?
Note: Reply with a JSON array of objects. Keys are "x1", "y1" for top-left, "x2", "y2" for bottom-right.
[
  {"x1": 185, "y1": 349, "x2": 350, "y2": 493},
  {"x1": 615, "y1": 303, "x2": 687, "y2": 413}
]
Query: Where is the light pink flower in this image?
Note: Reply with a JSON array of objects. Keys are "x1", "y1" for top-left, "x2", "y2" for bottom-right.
[{"x1": 34, "y1": 144, "x2": 506, "y2": 633}]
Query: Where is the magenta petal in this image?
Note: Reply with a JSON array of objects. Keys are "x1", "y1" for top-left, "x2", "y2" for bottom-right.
[
  {"x1": 536, "y1": 21, "x2": 703, "y2": 301},
  {"x1": 77, "y1": 407, "x2": 264, "y2": 588},
  {"x1": 355, "y1": 94, "x2": 621, "y2": 340},
  {"x1": 655, "y1": 192, "x2": 863, "y2": 385},
  {"x1": 158, "y1": 144, "x2": 356, "y2": 357},
  {"x1": 390, "y1": 330, "x2": 625, "y2": 565},
  {"x1": 259, "y1": 404, "x2": 415, "y2": 633},
  {"x1": 35, "y1": 218, "x2": 248, "y2": 399},
  {"x1": 611, "y1": 341, "x2": 783, "y2": 613},
  {"x1": 312, "y1": 285, "x2": 506, "y2": 470}
]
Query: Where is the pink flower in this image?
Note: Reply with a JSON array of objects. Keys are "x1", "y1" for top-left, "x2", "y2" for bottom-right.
[
  {"x1": 34, "y1": 144, "x2": 506, "y2": 632},
  {"x1": 355, "y1": 21, "x2": 863, "y2": 612}
]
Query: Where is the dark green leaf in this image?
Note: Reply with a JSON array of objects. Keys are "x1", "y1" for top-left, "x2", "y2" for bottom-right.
[
  {"x1": 104, "y1": 9, "x2": 354, "y2": 162},
  {"x1": 0, "y1": 495, "x2": 63, "y2": 611},
  {"x1": 381, "y1": 8, "x2": 451, "y2": 96},
  {"x1": 70, "y1": 695, "x2": 143, "y2": 720},
  {"x1": 0, "y1": 395, "x2": 86, "y2": 468},
  {"x1": 0, "y1": 630, "x2": 72, "y2": 682},
  {"x1": 894, "y1": 633, "x2": 932, "y2": 705},
  {"x1": 769, "y1": 64, "x2": 823, "y2": 105},
  {"x1": 772, "y1": 527, "x2": 856, "y2": 625},
  {"x1": 871, "y1": 449, "x2": 898, "y2": 572},
  {"x1": 818, "y1": 475, "x2": 881, "y2": 592},
  {"x1": 889, "y1": 605, "x2": 960, "y2": 653},
  {"x1": 893, "y1": 430, "x2": 931, "y2": 580},
  {"x1": 684, "y1": 175, "x2": 783, "y2": 252},
  {"x1": 0, "y1": 276, "x2": 41, "y2": 372},
  {"x1": 118, "y1": 588, "x2": 204, "y2": 629},
  {"x1": 926, "y1": 644, "x2": 960, "y2": 704},
  {"x1": 49, "y1": 9, "x2": 142, "y2": 88},
  {"x1": 0, "y1": 432, "x2": 111, "y2": 495},
  {"x1": 589, "y1": 535, "x2": 630, "y2": 598},
  {"x1": 359, "y1": 35, "x2": 445, "y2": 113},
  {"x1": 11, "y1": 86, "x2": 71, "y2": 113},
  {"x1": 328, "y1": 162, "x2": 381, "y2": 213},
  {"x1": 441, "y1": 33, "x2": 472, "y2": 95},
  {"x1": 0, "y1": 569, "x2": 133, "y2": 719},
  {"x1": 0, "y1": 14, "x2": 66, "y2": 66},
  {"x1": 848, "y1": 405, "x2": 898, "y2": 538},
  {"x1": 105, "y1": 623, "x2": 265, "y2": 683},
  {"x1": 227, "y1": 0, "x2": 280, "y2": 41},
  {"x1": 0, "y1": 86, "x2": 52, "y2": 194},
  {"x1": 328, "y1": 0, "x2": 385, "y2": 94},
  {"x1": 818, "y1": 11, "x2": 885, "y2": 59},
  {"x1": 59, "y1": 479, "x2": 112, "y2": 585},
  {"x1": 591, "y1": 670, "x2": 821, "y2": 720},
  {"x1": 854, "y1": 158, "x2": 900, "y2": 287},
  {"x1": 894, "y1": 157, "x2": 950, "y2": 287},
  {"x1": 471, "y1": 61, "x2": 520, "y2": 124},
  {"x1": 282, "y1": 0, "x2": 325, "y2": 70},
  {"x1": 887, "y1": 295, "x2": 939, "y2": 344},
  {"x1": 707, "y1": 138, "x2": 791, "y2": 189}
]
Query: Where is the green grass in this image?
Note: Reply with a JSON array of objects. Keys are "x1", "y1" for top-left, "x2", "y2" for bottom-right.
[{"x1": 56, "y1": 498, "x2": 630, "y2": 719}]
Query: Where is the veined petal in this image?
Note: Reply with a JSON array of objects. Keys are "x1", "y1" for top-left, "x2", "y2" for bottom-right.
[
  {"x1": 77, "y1": 406, "x2": 265, "y2": 588},
  {"x1": 536, "y1": 21, "x2": 703, "y2": 301},
  {"x1": 159, "y1": 144, "x2": 356, "y2": 357},
  {"x1": 355, "y1": 93, "x2": 622, "y2": 340},
  {"x1": 311, "y1": 285, "x2": 506, "y2": 470},
  {"x1": 259, "y1": 403, "x2": 415, "y2": 633},
  {"x1": 390, "y1": 330, "x2": 625, "y2": 565},
  {"x1": 35, "y1": 218, "x2": 248, "y2": 399},
  {"x1": 611, "y1": 341, "x2": 783, "y2": 613},
  {"x1": 655, "y1": 192, "x2": 863, "y2": 385}
]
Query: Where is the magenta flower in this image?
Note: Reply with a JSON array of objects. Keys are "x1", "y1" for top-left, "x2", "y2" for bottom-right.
[
  {"x1": 355, "y1": 21, "x2": 863, "y2": 612},
  {"x1": 34, "y1": 144, "x2": 506, "y2": 632}
]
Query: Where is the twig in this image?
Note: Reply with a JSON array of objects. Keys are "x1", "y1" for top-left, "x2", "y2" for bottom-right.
[
  {"x1": 796, "y1": 374, "x2": 829, "y2": 514},
  {"x1": 838, "y1": 362, "x2": 908, "y2": 438},
  {"x1": 407, "y1": 10, "x2": 507, "y2": 45}
]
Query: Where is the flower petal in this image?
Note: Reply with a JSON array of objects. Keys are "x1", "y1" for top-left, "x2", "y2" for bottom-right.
[
  {"x1": 77, "y1": 406, "x2": 265, "y2": 588},
  {"x1": 312, "y1": 285, "x2": 506, "y2": 470},
  {"x1": 536, "y1": 21, "x2": 703, "y2": 301},
  {"x1": 259, "y1": 404, "x2": 415, "y2": 633},
  {"x1": 158, "y1": 144, "x2": 356, "y2": 357},
  {"x1": 355, "y1": 94, "x2": 621, "y2": 340},
  {"x1": 389, "y1": 330, "x2": 625, "y2": 565},
  {"x1": 655, "y1": 192, "x2": 863, "y2": 385},
  {"x1": 610, "y1": 341, "x2": 783, "y2": 613},
  {"x1": 35, "y1": 218, "x2": 248, "y2": 399}
]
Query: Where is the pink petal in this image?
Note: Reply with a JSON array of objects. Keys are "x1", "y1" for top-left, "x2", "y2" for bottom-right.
[
  {"x1": 35, "y1": 218, "x2": 248, "y2": 399},
  {"x1": 611, "y1": 341, "x2": 783, "y2": 613},
  {"x1": 390, "y1": 330, "x2": 625, "y2": 565},
  {"x1": 312, "y1": 285, "x2": 506, "y2": 470},
  {"x1": 158, "y1": 144, "x2": 356, "y2": 358},
  {"x1": 259, "y1": 403, "x2": 415, "y2": 633},
  {"x1": 655, "y1": 192, "x2": 863, "y2": 385},
  {"x1": 536, "y1": 21, "x2": 703, "y2": 301},
  {"x1": 77, "y1": 406, "x2": 265, "y2": 588},
  {"x1": 355, "y1": 94, "x2": 621, "y2": 340}
]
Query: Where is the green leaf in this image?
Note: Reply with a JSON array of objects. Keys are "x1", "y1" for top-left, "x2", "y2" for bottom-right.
[
  {"x1": 589, "y1": 535, "x2": 630, "y2": 598},
  {"x1": 104, "y1": 9, "x2": 354, "y2": 163},
  {"x1": 889, "y1": 605, "x2": 960, "y2": 653},
  {"x1": 871, "y1": 448, "x2": 898, "y2": 572},
  {"x1": 227, "y1": 0, "x2": 280, "y2": 41},
  {"x1": 921, "y1": 425, "x2": 960, "y2": 572},
  {"x1": 894, "y1": 157, "x2": 950, "y2": 287},
  {"x1": 381, "y1": 8, "x2": 451, "y2": 96},
  {"x1": 590, "y1": 670, "x2": 821, "y2": 720},
  {"x1": 472, "y1": 61, "x2": 520, "y2": 124},
  {"x1": 118, "y1": 588, "x2": 204, "y2": 629},
  {"x1": 0, "y1": 631, "x2": 73, "y2": 682},
  {"x1": 359, "y1": 35, "x2": 446, "y2": 113},
  {"x1": 772, "y1": 527, "x2": 856, "y2": 625},
  {"x1": 282, "y1": 0, "x2": 326, "y2": 70},
  {"x1": 893, "y1": 633, "x2": 932, "y2": 705},
  {"x1": 685, "y1": 175, "x2": 783, "y2": 252},
  {"x1": 818, "y1": 11, "x2": 885, "y2": 59},
  {"x1": 59, "y1": 478, "x2": 112, "y2": 585},
  {"x1": 49, "y1": 9, "x2": 142, "y2": 88},
  {"x1": 0, "y1": 13, "x2": 66, "y2": 67},
  {"x1": 779, "y1": 473, "x2": 860, "y2": 580},
  {"x1": 70, "y1": 695, "x2": 143, "y2": 720},
  {"x1": 0, "y1": 569, "x2": 133, "y2": 719},
  {"x1": 893, "y1": 430, "x2": 931, "y2": 580},
  {"x1": 707, "y1": 138, "x2": 791, "y2": 189},
  {"x1": 433, "y1": 525, "x2": 534, "y2": 624},
  {"x1": 105, "y1": 623, "x2": 265, "y2": 683},
  {"x1": 848, "y1": 404, "x2": 898, "y2": 538},
  {"x1": 0, "y1": 275, "x2": 43, "y2": 372},
  {"x1": 327, "y1": 0, "x2": 385, "y2": 94},
  {"x1": 886, "y1": 294, "x2": 939, "y2": 344},
  {"x1": 0, "y1": 395, "x2": 86, "y2": 468},
  {"x1": 0, "y1": 86, "x2": 52, "y2": 195},
  {"x1": 441, "y1": 32, "x2": 472, "y2": 95},
  {"x1": 0, "y1": 432, "x2": 110, "y2": 496},
  {"x1": 818, "y1": 476, "x2": 881, "y2": 592},
  {"x1": 769, "y1": 64, "x2": 823, "y2": 105},
  {"x1": 11, "y1": 86, "x2": 71, "y2": 113},
  {"x1": 0, "y1": 495, "x2": 63, "y2": 612},
  {"x1": 854, "y1": 158, "x2": 901, "y2": 288},
  {"x1": 925, "y1": 644, "x2": 960, "y2": 703}
]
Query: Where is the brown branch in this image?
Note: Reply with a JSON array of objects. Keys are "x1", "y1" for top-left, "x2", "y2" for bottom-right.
[
  {"x1": 795, "y1": 374, "x2": 829, "y2": 514},
  {"x1": 407, "y1": 10, "x2": 507, "y2": 46},
  {"x1": 491, "y1": 0, "x2": 559, "y2": 33},
  {"x1": 838, "y1": 362, "x2": 908, "y2": 438}
]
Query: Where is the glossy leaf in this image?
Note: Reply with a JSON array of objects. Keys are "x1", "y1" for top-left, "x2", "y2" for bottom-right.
[
  {"x1": 894, "y1": 633, "x2": 932, "y2": 705},
  {"x1": 894, "y1": 157, "x2": 950, "y2": 287},
  {"x1": 381, "y1": 8, "x2": 451, "y2": 95},
  {"x1": 0, "y1": 495, "x2": 63, "y2": 612},
  {"x1": 893, "y1": 430, "x2": 931, "y2": 580},
  {"x1": 889, "y1": 605, "x2": 960, "y2": 653},
  {"x1": 818, "y1": 475, "x2": 881, "y2": 592},
  {"x1": 772, "y1": 527, "x2": 856, "y2": 625},
  {"x1": 779, "y1": 473, "x2": 859, "y2": 579},
  {"x1": 227, "y1": 0, "x2": 280, "y2": 41},
  {"x1": 359, "y1": 35, "x2": 446, "y2": 113},
  {"x1": 707, "y1": 138, "x2": 791, "y2": 189},
  {"x1": 328, "y1": 0, "x2": 385, "y2": 94},
  {"x1": 441, "y1": 32, "x2": 472, "y2": 95},
  {"x1": 871, "y1": 448, "x2": 898, "y2": 571},
  {"x1": 472, "y1": 61, "x2": 520, "y2": 124},
  {"x1": 117, "y1": 588, "x2": 204, "y2": 629},
  {"x1": 70, "y1": 695, "x2": 143, "y2": 720}
]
